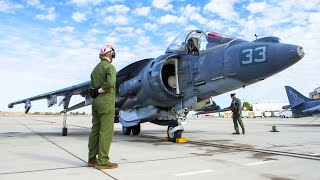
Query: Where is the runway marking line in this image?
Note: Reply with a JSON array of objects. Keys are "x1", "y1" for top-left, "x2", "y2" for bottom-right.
[
  {"x1": 175, "y1": 169, "x2": 215, "y2": 176},
  {"x1": 246, "y1": 160, "x2": 276, "y2": 166}
]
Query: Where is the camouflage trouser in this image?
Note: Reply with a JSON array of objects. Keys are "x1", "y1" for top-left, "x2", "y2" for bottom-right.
[{"x1": 232, "y1": 113, "x2": 245, "y2": 133}]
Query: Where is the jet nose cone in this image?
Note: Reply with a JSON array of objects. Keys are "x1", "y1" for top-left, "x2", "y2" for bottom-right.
[
  {"x1": 289, "y1": 45, "x2": 304, "y2": 61},
  {"x1": 297, "y1": 46, "x2": 304, "y2": 58}
]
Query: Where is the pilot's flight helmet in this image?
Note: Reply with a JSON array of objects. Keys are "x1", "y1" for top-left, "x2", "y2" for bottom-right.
[{"x1": 100, "y1": 45, "x2": 116, "y2": 58}]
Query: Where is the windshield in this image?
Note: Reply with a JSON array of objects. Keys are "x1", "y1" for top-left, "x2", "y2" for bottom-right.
[{"x1": 166, "y1": 31, "x2": 190, "y2": 53}]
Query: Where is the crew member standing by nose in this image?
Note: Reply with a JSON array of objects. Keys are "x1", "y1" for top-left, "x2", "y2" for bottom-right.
[
  {"x1": 229, "y1": 93, "x2": 245, "y2": 134},
  {"x1": 87, "y1": 45, "x2": 118, "y2": 169}
]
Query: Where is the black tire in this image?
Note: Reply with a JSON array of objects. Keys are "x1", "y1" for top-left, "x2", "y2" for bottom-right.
[
  {"x1": 122, "y1": 126, "x2": 132, "y2": 135},
  {"x1": 167, "y1": 122, "x2": 182, "y2": 142},
  {"x1": 132, "y1": 124, "x2": 141, "y2": 135},
  {"x1": 114, "y1": 115, "x2": 119, "y2": 123},
  {"x1": 62, "y1": 128, "x2": 68, "y2": 136}
]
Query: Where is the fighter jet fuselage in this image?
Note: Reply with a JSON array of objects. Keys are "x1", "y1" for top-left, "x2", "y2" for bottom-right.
[{"x1": 116, "y1": 31, "x2": 304, "y2": 125}]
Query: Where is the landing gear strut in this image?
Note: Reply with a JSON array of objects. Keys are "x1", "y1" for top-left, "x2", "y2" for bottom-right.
[
  {"x1": 167, "y1": 108, "x2": 188, "y2": 142},
  {"x1": 62, "y1": 112, "x2": 68, "y2": 136}
]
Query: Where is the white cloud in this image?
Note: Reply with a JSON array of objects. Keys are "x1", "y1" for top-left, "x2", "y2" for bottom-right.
[
  {"x1": 104, "y1": 36, "x2": 119, "y2": 45},
  {"x1": 26, "y1": 0, "x2": 45, "y2": 9},
  {"x1": 152, "y1": 0, "x2": 173, "y2": 11},
  {"x1": 35, "y1": 7, "x2": 56, "y2": 21},
  {"x1": 205, "y1": 20, "x2": 225, "y2": 31},
  {"x1": 69, "y1": 0, "x2": 106, "y2": 6},
  {"x1": 105, "y1": 15, "x2": 129, "y2": 25},
  {"x1": 184, "y1": 25, "x2": 198, "y2": 31},
  {"x1": 104, "y1": 4, "x2": 130, "y2": 14},
  {"x1": 144, "y1": 23, "x2": 158, "y2": 31},
  {"x1": 134, "y1": 6, "x2": 151, "y2": 16},
  {"x1": 0, "y1": 0, "x2": 23, "y2": 13},
  {"x1": 181, "y1": 4, "x2": 208, "y2": 25},
  {"x1": 246, "y1": 2, "x2": 271, "y2": 14},
  {"x1": 114, "y1": 26, "x2": 135, "y2": 33},
  {"x1": 309, "y1": 12, "x2": 320, "y2": 25},
  {"x1": 111, "y1": 26, "x2": 145, "y2": 38},
  {"x1": 51, "y1": 26, "x2": 74, "y2": 33},
  {"x1": 181, "y1": 4, "x2": 200, "y2": 17},
  {"x1": 204, "y1": 0, "x2": 239, "y2": 20},
  {"x1": 158, "y1": 14, "x2": 187, "y2": 24},
  {"x1": 72, "y1": 12, "x2": 87, "y2": 22}
]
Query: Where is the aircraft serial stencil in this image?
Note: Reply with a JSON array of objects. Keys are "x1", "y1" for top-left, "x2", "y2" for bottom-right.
[{"x1": 9, "y1": 30, "x2": 304, "y2": 141}]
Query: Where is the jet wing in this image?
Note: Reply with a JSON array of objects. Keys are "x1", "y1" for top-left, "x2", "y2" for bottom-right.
[
  {"x1": 8, "y1": 81, "x2": 91, "y2": 113},
  {"x1": 302, "y1": 105, "x2": 320, "y2": 113},
  {"x1": 8, "y1": 58, "x2": 154, "y2": 114}
]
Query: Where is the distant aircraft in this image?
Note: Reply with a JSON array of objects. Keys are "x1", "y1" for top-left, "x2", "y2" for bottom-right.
[
  {"x1": 283, "y1": 86, "x2": 320, "y2": 117},
  {"x1": 8, "y1": 30, "x2": 304, "y2": 141}
]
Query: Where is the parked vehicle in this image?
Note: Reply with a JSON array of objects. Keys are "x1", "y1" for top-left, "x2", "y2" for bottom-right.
[
  {"x1": 264, "y1": 111, "x2": 272, "y2": 117},
  {"x1": 242, "y1": 111, "x2": 249, "y2": 118},
  {"x1": 277, "y1": 111, "x2": 293, "y2": 118},
  {"x1": 254, "y1": 111, "x2": 263, "y2": 118}
]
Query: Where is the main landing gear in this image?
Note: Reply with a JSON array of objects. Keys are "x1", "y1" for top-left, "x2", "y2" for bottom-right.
[
  {"x1": 122, "y1": 123, "x2": 141, "y2": 135},
  {"x1": 167, "y1": 108, "x2": 188, "y2": 142}
]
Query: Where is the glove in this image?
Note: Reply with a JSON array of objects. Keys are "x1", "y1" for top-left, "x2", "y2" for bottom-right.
[{"x1": 89, "y1": 88, "x2": 100, "y2": 99}]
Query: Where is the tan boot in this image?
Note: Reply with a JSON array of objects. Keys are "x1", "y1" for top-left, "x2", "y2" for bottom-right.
[
  {"x1": 88, "y1": 157, "x2": 97, "y2": 167},
  {"x1": 96, "y1": 162, "x2": 118, "y2": 170}
]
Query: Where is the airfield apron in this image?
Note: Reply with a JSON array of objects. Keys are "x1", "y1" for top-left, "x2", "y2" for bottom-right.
[
  {"x1": 88, "y1": 59, "x2": 116, "y2": 166},
  {"x1": 231, "y1": 98, "x2": 245, "y2": 133}
]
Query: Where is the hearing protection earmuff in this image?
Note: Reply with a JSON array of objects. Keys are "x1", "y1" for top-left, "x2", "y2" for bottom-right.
[{"x1": 110, "y1": 47, "x2": 115, "y2": 58}]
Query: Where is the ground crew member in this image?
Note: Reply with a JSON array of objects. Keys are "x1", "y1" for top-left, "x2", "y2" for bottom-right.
[
  {"x1": 87, "y1": 45, "x2": 118, "y2": 169},
  {"x1": 229, "y1": 93, "x2": 245, "y2": 134}
]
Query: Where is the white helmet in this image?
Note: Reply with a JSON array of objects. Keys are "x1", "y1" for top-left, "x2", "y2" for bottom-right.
[{"x1": 100, "y1": 45, "x2": 115, "y2": 58}]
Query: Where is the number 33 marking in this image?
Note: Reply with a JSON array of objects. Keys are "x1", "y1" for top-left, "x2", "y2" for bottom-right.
[{"x1": 241, "y1": 47, "x2": 266, "y2": 64}]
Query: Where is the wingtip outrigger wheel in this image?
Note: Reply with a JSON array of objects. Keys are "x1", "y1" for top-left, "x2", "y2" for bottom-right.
[
  {"x1": 62, "y1": 111, "x2": 68, "y2": 136},
  {"x1": 62, "y1": 127, "x2": 68, "y2": 136}
]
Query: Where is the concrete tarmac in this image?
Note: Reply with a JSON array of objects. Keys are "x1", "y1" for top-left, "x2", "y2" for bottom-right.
[{"x1": 0, "y1": 116, "x2": 319, "y2": 180}]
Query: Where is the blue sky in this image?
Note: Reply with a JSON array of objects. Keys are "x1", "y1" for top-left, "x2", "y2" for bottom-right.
[{"x1": 1, "y1": 0, "x2": 319, "y2": 113}]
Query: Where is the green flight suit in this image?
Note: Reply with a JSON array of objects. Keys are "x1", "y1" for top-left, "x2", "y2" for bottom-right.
[
  {"x1": 230, "y1": 98, "x2": 245, "y2": 133},
  {"x1": 88, "y1": 59, "x2": 116, "y2": 166}
]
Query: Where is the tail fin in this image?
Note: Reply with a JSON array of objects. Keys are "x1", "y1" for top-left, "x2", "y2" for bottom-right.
[{"x1": 285, "y1": 86, "x2": 310, "y2": 107}]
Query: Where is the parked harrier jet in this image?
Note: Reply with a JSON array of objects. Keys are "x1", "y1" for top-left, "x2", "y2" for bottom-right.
[
  {"x1": 8, "y1": 30, "x2": 304, "y2": 141},
  {"x1": 283, "y1": 86, "x2": 320, "y2": 118}
]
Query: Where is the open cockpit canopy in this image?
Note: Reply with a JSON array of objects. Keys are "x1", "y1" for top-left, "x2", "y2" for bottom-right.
[{"x1": 166, "y1": 30, "x2": 234, "y2": 54}]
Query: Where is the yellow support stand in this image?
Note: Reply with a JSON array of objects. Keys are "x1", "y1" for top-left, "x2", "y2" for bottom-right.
[
  {"x1": 163, "y1": 137, "x2": 188, "y2": 143},
  {"x1": 176, "y1": 138, "x2": 188, "y2": 143}
]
